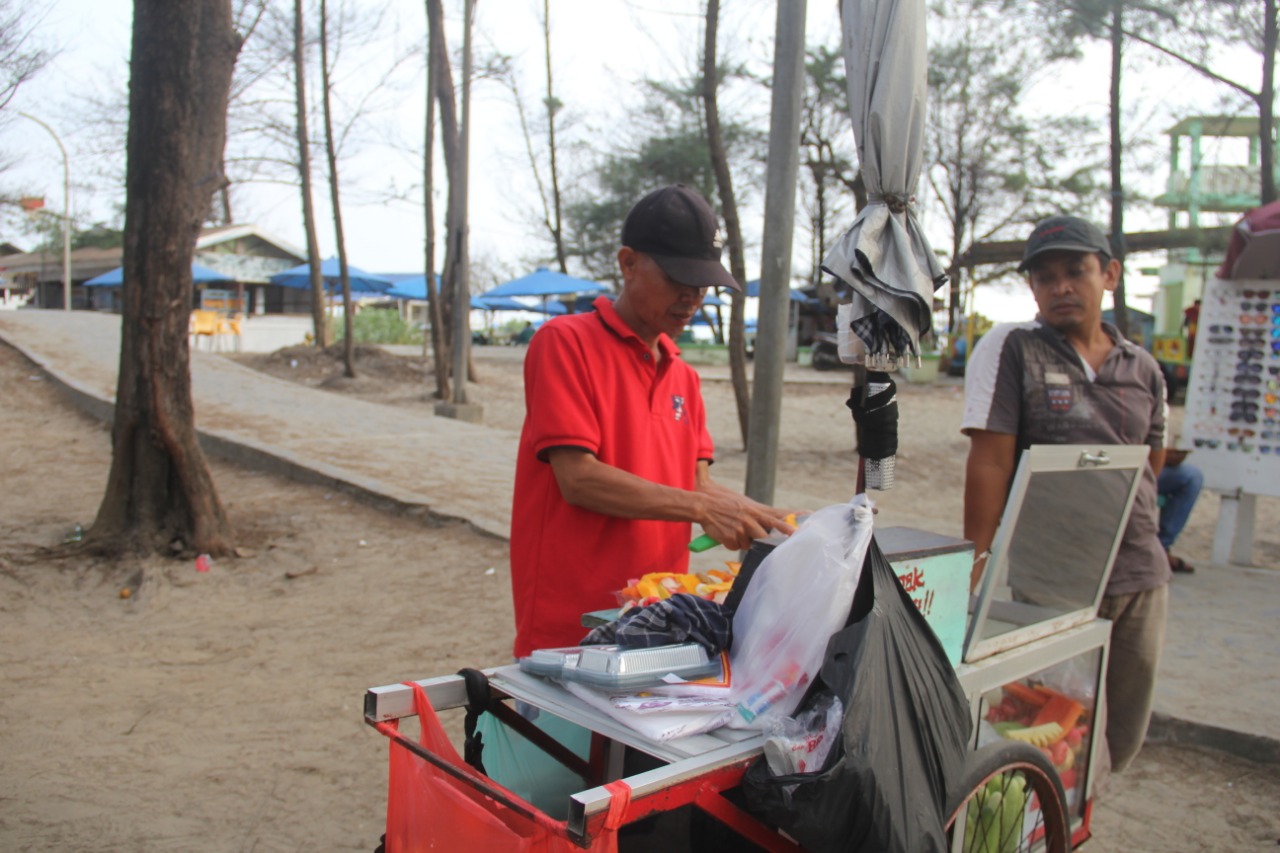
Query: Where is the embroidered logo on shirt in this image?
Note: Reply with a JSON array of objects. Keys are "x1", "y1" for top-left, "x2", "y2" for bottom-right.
[
  {"x1": 1044, "y1": 370, "x2": 1073, "y2": 412},
  {"x1": 672, "y1": 395, "x2": 686, "y2": 422},
  {"x1": 1046, "y1": 385, "x2": 1074, "y2": 412}
]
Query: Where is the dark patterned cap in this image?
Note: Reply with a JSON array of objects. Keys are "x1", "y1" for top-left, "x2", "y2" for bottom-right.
[
  {"x1": 621, "y1": 185, "x2": 740, "y2": 291},
  {"x1": 1018, "y1": 215, "x2": 1111, "y2": 272}
]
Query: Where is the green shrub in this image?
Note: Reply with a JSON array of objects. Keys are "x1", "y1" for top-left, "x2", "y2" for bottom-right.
[{"x1": 334, "y1": 308, "x2": 422, "y2": 345}]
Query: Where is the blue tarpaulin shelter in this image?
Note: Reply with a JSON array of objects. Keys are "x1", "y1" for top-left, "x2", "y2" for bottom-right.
[
  {"x1": 84, "y1": 262, "x2": 232, "y2": 287},
  {"x1": 482, "y1": 267, "x2": 609, "y2": 299},
  {"x1": 269, "y1": 257, "x2": 393, "y2": 293}
]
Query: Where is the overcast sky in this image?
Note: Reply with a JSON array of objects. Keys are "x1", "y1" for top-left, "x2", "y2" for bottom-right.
[{"x1": 3, "y1": 0, "x2": 1264, "y2": 322}]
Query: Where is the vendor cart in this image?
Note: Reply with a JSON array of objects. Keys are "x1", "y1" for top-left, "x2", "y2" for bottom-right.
[{"x1": 365, "y1": 444, "x2": 1146, "y2": 852}]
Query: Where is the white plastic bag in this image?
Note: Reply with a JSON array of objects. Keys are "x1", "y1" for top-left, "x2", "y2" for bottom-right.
[
  {"x1": 763, "y1": 694, "x2": 844, "y2": 777},
  {"x1": 726, "y1": 495, "x2": 874, "y2": 729}
]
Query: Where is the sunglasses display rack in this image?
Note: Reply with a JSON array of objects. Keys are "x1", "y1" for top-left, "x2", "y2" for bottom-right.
[{"x1": 1183, "y1": 276, "x2": 1280, "y2": 498}]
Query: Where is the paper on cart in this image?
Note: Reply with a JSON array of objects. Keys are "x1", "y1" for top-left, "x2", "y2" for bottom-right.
[{"x1": 562, "y1": 680, "x2": 730, "y2": 741}]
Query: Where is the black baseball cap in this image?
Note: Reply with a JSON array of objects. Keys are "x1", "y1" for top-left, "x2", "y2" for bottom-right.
[
  {"x1": 1018, "y1": 215, "x2": 1111, "y2": 273},
  {"x1": 621, "y1": 184, "x2": 741, "y2": 291}
]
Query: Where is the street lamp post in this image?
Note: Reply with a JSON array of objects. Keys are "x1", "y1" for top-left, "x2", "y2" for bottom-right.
[{"x1": 20, "y1": 112, "x2": 73, "y2": 311}]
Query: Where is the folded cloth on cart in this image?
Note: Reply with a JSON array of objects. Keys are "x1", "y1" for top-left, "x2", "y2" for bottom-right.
[{"x1": 579, "y1": 593, "x2": 732, "y2": 654}]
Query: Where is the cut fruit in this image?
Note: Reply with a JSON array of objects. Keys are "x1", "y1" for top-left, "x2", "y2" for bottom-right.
[{"x1": 1002, "y1": 722, "x2": 1065, "y2": 747}]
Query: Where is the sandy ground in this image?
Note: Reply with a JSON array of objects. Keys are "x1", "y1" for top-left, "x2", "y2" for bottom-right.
[{"x1": 2, "y1": 340, "x2": 1278, "y2": 851}]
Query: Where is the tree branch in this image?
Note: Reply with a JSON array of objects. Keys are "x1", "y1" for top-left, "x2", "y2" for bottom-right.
[{"x1": 1122, "y1": 26, "x2": 1258, "y2": 100}]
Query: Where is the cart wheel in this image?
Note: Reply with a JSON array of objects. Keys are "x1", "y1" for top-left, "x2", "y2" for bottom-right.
[{"x1": 945, "y1": 740, "x2": 1070, "y2": 853}]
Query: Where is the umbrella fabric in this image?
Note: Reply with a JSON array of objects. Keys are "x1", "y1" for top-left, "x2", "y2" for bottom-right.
[
  {"x1": 386, "y1": 274, "x2": 440, "y2": 300},
  {"x1": 745, "y1": 280, "x2": 809, "y2": 302},
  {"x1": 482, "y1": 267, "x2": 609, "y2": 299},
  {"x1": 572, "y1": 293, "x2": 615, "y2": 313},
  {"x1": 692, "y1": 314, "x2": 756, "y2": 330},
  {"x1": 84, "y1": 262, "x2": 232, "y2": 287},
  {"x1": 471, "y1": 295, "x2": 531, "y2": 311},
  {"x1": 822, "y1": 0, "x2": 947, "y2": 365},
  {"x1": 1218, "y1": 200, "x2": 1280, "y2": 280},
  {"x1": 269, "y1": 257, "x2": 393, "y2": 293}
]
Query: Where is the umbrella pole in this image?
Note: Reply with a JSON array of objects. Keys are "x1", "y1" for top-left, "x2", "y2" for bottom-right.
[{"x1": 852, "y1": 364, "x2": 866, "y2": 495}]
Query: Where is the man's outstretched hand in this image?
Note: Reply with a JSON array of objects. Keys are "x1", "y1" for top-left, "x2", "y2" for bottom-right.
[{"x1": 695, "y1": 478, "x2": 799, "y2": 552}]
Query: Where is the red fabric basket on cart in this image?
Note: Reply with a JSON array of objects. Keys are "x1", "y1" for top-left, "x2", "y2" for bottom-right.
[{"x1": 376, "y1": 681, "x2": 630, "y2": 853}]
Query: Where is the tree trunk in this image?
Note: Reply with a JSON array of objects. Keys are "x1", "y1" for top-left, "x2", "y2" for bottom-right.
[
  {"x1": 1262, "y1": 0, "x2": 1277, "y2": 205},
  {"x1": 1108, "y1": 2, "x2": 1130, "y2": 339},
  {"x1": 423, "y1": 0, "x2": 448, "y2": 398},
  {"x1": 294, "y1": 0, "x2": 328, "y2": 348},
  {"x1": 703, "y1": 0, "x2": 751, "y2": 448},
  {"x1": 426, "y1": 0, "x2": 463, "y2": 391},
  {"x1": 456, "y1": 0, "x2": 477, "y2": 391},
  {"x1": 542, "y1": 0, "x2": 567, "y2": 274},
  {"x1": 90, "y1": 0, "x2": 241, "y2": 558},
  {"x1": 219, "y1": 185, "x2": 233, "y2": 225},
  {"x1": 320, "y1": 0, "x2": 355, "y2": 377}
]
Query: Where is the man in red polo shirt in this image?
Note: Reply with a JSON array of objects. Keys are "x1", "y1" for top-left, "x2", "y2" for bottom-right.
[{"x1": 510, "y1": 185, "x2": 794, "y2": 657}]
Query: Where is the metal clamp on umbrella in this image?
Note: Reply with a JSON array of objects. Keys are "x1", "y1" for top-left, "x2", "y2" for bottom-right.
[{"x1": 847, "y1": 369, "x2": 899, "y2": 491}]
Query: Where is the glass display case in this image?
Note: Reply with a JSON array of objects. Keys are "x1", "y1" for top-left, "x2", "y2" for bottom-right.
[{"x1": 956, "y1": 443, "x2": 1149, "y2": 846}]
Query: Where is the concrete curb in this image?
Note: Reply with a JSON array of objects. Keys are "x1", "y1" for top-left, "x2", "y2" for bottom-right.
[{"x1": 1146, "y1": 711, "x2": 1280, "y2": 765}]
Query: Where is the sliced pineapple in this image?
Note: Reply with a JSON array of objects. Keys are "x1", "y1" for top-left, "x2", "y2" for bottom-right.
[{"x1": 1002, "y1": 721, "x2": 1065, "y2": 747}]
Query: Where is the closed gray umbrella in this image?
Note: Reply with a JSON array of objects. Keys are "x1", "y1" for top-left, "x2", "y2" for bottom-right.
[{"x1": 823, "y1": 0, "x2": 947, "y2": 366}]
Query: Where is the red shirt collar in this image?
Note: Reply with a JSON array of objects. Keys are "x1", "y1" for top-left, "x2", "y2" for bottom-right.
[{"x1": 592, "y1": 295, "x2": 681, "y2": 360}]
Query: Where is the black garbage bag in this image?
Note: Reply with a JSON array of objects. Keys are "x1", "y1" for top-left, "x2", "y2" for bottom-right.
[{"x1": 741, "y1": 535, "x2": 971, "y2": 853}]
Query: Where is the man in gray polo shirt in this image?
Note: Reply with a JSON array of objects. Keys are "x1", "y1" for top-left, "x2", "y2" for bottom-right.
[{"x1": 961, "y1": 215, "x2": 1169, "y2": 774}]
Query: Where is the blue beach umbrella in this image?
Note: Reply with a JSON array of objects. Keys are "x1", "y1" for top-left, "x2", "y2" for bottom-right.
[
  {"x1": 386, "y1": 274, "x2": 440, "y2": 300},
  {"x1": 744, "y1": 279, "x2": 808, "y2": 302},
  {"x1": 482, "y1": 267, "x2": 609, "y2": 299},
  {"x1": 470, "y1": 295, "x2": 539, "y2": 312}
]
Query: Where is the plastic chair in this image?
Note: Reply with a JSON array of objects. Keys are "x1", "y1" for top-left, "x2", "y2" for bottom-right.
[
  {"x1": 217, "y1": 313, "x2": 244, "y2": 352},
  {"x1": 189, "y1": 310, "x2": 221, "y2": 351}
]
